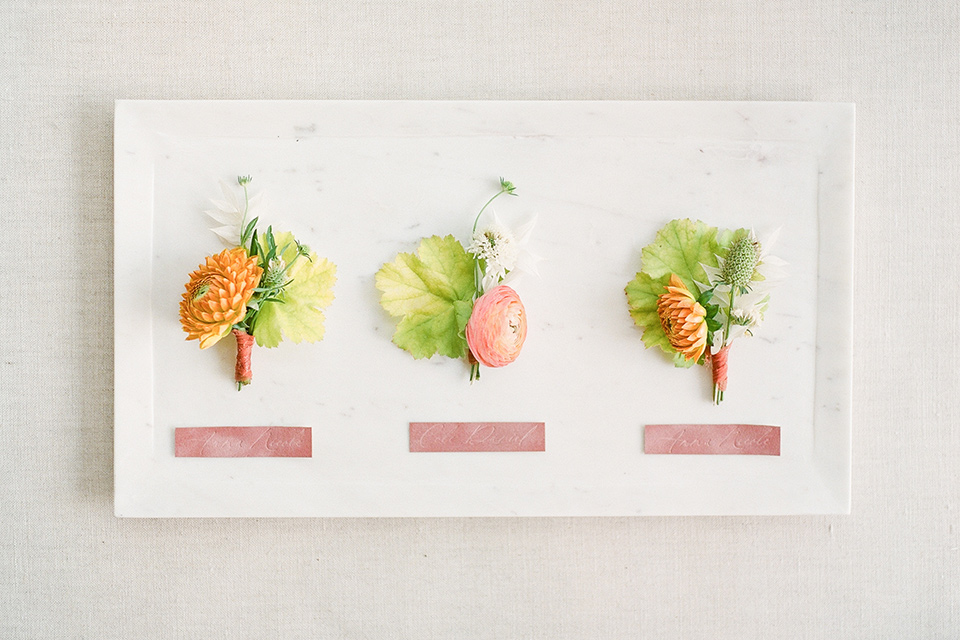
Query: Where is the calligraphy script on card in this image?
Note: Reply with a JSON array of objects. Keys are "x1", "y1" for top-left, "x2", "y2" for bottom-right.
[
  {"x1": 175, "y1": 427, "x2": 312, "y2": 458},
  {"x1": 644, "y1": 424, "x2": 780, "y2": 456},
  {"x1": 409, "y1": 422, "x2": 545, "y2": 452}
]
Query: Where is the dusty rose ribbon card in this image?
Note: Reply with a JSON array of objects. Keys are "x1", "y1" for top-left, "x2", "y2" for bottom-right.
[
  {"x1": 644, "y1": 424, "x2": 780, "y2": 456},
  {"x1": 410, "y1": 422, "x2": 545, "y2": 452},
  {"x1": 175, "y1": 427, "x2": 312, "y2": 458}
]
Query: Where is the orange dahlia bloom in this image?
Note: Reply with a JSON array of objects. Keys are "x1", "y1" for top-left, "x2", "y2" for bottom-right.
[
  {"x1": 466, "y1": 285, "x2": 528, "y2": 368},
  {"x1": 656, "y1": 274, "x2": 708, "y2": 362},
  {"x1": 180, "y1": 248, "x2": 263, "y2": 349}
]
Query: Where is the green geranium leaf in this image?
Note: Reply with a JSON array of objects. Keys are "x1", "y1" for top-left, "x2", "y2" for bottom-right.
[
  {"x1": 624, "y1": 271, "x2": 673, "y2": 353},
  {"x1": 625, "y1": 218, "x2": 725, "y2": 359},
  {"x1": 716, "y1": 227, "x2": 750, "y2": 255},
  {"x1": 638, "y1": 218, "x2": 724, "y2": 293},
  {"x1": 673, "y1": 352, "x2": 698, "y2": 368},
  {"x1": 254, "y1": 231, "x2": 337, "y2": 348},
  {"x1": 375, "y1": 235, "x2": 477, "y2": 359}
]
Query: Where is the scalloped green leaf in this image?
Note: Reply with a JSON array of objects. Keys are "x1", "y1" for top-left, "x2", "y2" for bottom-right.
[
  {"x1": 375, "y1": 235, "x2": 477, "y2": 360},
  {"x1": 625, "y1": 218, "x2": 724, "y2": 360},
  {"x1": 254, "y1": 231, "x2": 337, "y2": 348},
  {"x1": 638, "y1": 218, "x2": 724, "y2": 294}
]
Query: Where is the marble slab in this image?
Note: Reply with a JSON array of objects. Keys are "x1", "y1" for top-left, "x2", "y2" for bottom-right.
[{"x1": 114, "y1": 100, "x2": 854, "y2": 517}]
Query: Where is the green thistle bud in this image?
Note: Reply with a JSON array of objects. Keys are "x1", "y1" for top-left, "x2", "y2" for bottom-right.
[
  {"x1": 261, "y1": 258, "x2": 288, "y2": 290},
  {"x1": 721, "y1": 236, "x2": 761, "y2": 291}
]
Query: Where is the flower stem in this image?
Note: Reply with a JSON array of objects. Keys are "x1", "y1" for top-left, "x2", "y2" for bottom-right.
[
  {"x1": 724, "y1": 289, "x2": 736, "y2": 347},
  {"x1": 239, "y1": 181, "x2": 250, "y2": 242},
  {"x1": 471, "y1": 183, "x2": 511, "y2": 234},
  {"x1": 474, "y1": 260, "x2": 484, "y2": 296},
  {"x1": 467, "y1": 346, "x2": 480, "y2": 382},
  {"x1": 470, "y1": 182, "x2": 512, "y2": 294}
]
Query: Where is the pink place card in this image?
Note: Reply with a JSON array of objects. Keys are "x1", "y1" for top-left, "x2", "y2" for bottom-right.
[
  {"x1": 175, "y1": 427, "x2": 312, "y2": 458},
  {"x1": 644, "y1": 424, "x2": 780, "y2": 456},
  {"x1": 409, "y1": 422, "x2": 545, "y2": 452}
]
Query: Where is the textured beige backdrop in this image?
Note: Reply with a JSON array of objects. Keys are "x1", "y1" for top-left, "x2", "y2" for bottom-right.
[{"x1": 2, "y1": 1, "x2": 957, "y2": 638}]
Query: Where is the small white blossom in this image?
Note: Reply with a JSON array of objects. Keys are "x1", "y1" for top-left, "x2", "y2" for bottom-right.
[
  {"x1": 467, "y1": 209, "x2": 543, "y2": 293},
  {"x1": 469, "y1": 222, "x2": 517, "y2": 269},
  {"x1": 468, "y1": 213, "x2": 519, "y2": 290},
  {"x1": 731, "y1": 307, "x2": 763, "y2": 328}
]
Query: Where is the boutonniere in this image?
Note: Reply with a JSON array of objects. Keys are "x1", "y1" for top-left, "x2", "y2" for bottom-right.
[
  {"x1": 179, "y1": 176, "x2": 337, "y2": 389},
  {"x1": 376, "y1": 178, "x2": 540, "y2": 381},
  {"x1": 625, "y1": 218, "x2": 784, "y2": 403}
]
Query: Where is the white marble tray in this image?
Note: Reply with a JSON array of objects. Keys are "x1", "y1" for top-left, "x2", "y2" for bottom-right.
[{"x1": 114, "y1": 100, "x2": 854, "y2": 517}]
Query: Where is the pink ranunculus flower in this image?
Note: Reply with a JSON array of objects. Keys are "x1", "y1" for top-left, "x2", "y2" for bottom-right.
[{"x1": 466, "y1": 285, "x2": 528, "y2": 368}]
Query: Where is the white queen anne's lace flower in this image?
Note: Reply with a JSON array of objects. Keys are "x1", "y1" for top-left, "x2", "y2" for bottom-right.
[
  {"x1": 468, "y1": 215, "x2": 518, "y2": 280},
  {"x1": 467, "y1": 212, "x2": 542, "y2": 293}
]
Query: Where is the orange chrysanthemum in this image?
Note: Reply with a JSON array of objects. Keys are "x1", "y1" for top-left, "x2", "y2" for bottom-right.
[
  {"x1": 656, "y1": 273, "x2": 708, "y2": 362},
  {"x1": 180, "y1": 248, "x2": 263, "y2": 349}
]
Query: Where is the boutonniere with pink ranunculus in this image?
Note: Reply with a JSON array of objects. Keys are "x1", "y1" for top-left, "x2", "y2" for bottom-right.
[
  {"x1": 625, "y1": 218, "x2": 784, "y2": 404},
  {"x1": 376, "y1": 178, "x2": 540, "y2": 381}
]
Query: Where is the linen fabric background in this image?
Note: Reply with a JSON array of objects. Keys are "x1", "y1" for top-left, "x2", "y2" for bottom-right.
[{"x1": 2, "y1": 1, "x2": 958, "y2": 637}]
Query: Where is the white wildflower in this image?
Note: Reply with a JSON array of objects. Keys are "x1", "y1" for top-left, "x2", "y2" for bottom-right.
[
  {"x1": 731, "y1": 307, "x2": 763, "y2": 328},
  {"x1": 468, "y1": 211, "x2": 543, "y2": 293},
  {"x1": 468, "y1": 212, "x2": 519, "y2": 291}
]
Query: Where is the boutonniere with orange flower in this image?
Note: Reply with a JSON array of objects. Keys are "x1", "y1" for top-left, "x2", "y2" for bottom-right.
[
  {"x1": 375, "y1": 178, "x2": 540, "y2": 381},
  {"x1": 179, "y1": 176, "x2": 337, "y2": 389},
  {"x1": 625, "y1": 219, "x2": 784, "y2": 403}
]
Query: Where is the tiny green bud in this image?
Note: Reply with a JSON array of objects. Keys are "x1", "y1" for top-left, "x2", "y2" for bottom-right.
[
  {"x1": 238, "y1": 175, "x2": 253, "y2": 186},
  {"x1": 191, "y1": 283, "x2": 210, "y2": 301}
]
